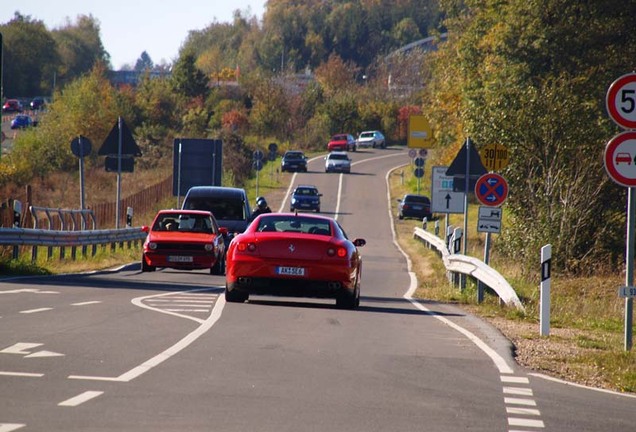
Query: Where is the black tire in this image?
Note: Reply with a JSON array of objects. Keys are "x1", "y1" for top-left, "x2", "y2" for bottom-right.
[
  {"x1": 225, "y1": 283, "x2": 248, "y2": 303},
  {"x1": 336, "y1": 289, "x2": 358, "y2": 310},
  {"x1": 398, "y1": 213, "x2": 404, "y2": 220},
  {"x1": 316, "y1": 207, "x2": 320, "y2": 213},
  {"x1": 211, "y1": 253, "x2": 225, "y2": 275},
  {"x1": 141, "y1": 254, "x2": 156, "y2": 272}
]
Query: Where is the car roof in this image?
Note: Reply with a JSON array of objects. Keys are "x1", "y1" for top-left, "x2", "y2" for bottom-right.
[
  {"x1": 185, "y1": 186, "x2": 247, "y2": 198},
  {"x1": 156, "y1": 209, "x2": 213, "y2": 216},
  {"x1": 295, "y1": 184, "x2": 318, "y2": 190}
]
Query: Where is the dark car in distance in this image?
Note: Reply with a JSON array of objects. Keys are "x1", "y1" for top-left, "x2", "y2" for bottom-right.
[
  {"x1": 290, "y1": 185, "x2": 322, "y2": 212},
  {"x1": 10, "y1": 114, "x2": 34, "y2": 129},
  {"x1": 281, "y1": 150, "x2": 308, "y2": 172},
  {"x1": 2, "y1": 99, "x2": 22, "y2": 113},
  {"x1": 30, "y1": 97, "x2": 45, "y2": 110},
  {"x1": 397, "y1": 194, "x2": 433, "y2": 221}
]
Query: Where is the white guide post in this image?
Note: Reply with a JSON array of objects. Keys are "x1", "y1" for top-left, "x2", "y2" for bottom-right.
[{"x1": 540, "y1": 244, "x2": 552, "y2": 337}]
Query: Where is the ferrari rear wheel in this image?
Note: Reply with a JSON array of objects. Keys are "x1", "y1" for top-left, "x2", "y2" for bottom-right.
[
  {"x1": 225, "y1": 283, "x2": 248, "y2": 303},
  {"x1": 336, "y1": 288, "x2": 358, "y2": 310},
  {"x1": 141, "y1": 254, "x2": 156, "y2": 272}
]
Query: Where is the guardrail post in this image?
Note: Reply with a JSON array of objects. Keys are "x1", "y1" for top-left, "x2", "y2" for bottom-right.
[
  {"x1": 422, "y1": 217, "x2": 427, "y2": 231},
  {"x1": 434, "y1": 220, "x2": 439, "y2": 237}
]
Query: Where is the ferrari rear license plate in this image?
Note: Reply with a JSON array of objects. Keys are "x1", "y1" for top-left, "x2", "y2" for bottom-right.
[
  {"x1": 277, "y1": 266, "x2": 305, "y2": 276},
  {"x1": 168, "y1": 255, "x2": 193, "y2": 263}
]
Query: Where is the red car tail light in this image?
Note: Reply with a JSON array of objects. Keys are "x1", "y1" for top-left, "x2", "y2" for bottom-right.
[
  {"x1": 237, "y1": 242, "x2": 257, "y2": 252},
  {"x1": 327, "y1": 247, "x2": 347, "y2": 257}
]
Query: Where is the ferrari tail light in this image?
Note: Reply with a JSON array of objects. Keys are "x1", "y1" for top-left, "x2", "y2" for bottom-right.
[
  {"x1": 237, "y1": 242, "x2": 257, "y2": 252},
  {"x1": 327, "y1": 247, "x2": 347, "y2": 257}
]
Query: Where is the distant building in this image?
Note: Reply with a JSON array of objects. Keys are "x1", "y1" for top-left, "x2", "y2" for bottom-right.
[{"x1": 107, "y1": 70, "x2": 171, "y2": 87}]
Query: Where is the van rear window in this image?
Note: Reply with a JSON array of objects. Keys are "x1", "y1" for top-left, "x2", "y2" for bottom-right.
[{"x1": 184, "y1": 198, "x2": 246, "y2": 221}]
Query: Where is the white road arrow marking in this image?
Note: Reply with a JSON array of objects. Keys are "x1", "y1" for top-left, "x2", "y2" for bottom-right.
[
  {"x1": 0, "y1": 424, "x2": 26, "y2": 432},
  {"x1": 0, "y1": 343, "x2": 43, "y2": 355},
  {"x1": 0, "y1": 343, "x2": 64, "y2": 358}
]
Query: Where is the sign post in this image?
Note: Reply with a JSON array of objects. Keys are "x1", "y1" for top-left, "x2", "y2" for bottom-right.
[{"x1": 605, "y1": 73, "x2": 636, "y2": 351}]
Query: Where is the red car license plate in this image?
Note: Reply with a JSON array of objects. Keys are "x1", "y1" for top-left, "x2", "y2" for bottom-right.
[
  {"x1": 277, "y1": 266, "x2": 305, "y2": 276},
  {"x1": 168, "y1": 255, "x2": 193, "y2": 263}
]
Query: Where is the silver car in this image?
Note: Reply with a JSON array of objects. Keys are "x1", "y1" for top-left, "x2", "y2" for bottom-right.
[
  {"x1": 356, "y1": 130, "x2": 385, "y2": 149},
  {"x1": 325, "y1": 151, "x2": 351, "y2": 173}
]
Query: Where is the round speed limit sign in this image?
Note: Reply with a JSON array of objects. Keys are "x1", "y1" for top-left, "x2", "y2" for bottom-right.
[{"x1": 607, "y1": 72, "x2": 636, "y2": 130}]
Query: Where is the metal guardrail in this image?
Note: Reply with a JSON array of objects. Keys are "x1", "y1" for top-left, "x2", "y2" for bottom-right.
[
  {"x1": 0, "y1": 227, "x2": 146, "y2": 261},
  {"x1": 413, "y1": 226, "x2": 525, "y2": 311}
]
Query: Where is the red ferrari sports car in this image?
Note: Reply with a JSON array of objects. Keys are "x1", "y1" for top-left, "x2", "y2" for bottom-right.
[
  {"x1": 224, "y1": 213, "x2": 366, "y2": 309},
  {"x1": 141, "y1": 210, "x2": 227, "y2": 274}
]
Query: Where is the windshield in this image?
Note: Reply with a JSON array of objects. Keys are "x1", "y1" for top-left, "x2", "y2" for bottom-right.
[
  {"x1": 153, "y1": 213, "x2": 216, "y2": 234},
  {"x1": 184, "y1": 198, "x2": 246, "y2": 221},
  {"x1": 329, "y1": 154, "x2": 348, "y2": 160}
]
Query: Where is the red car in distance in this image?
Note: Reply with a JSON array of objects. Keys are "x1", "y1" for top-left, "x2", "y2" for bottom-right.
[
  {"x1": 141, "y1": 210, "x2": 227, "y2": 274},
  {"x1": 327, "y1": 133, "x2": 356, "y2": 152},
  {"x1": 225, "y1": 213, "x2": 366, "y2": 309}
]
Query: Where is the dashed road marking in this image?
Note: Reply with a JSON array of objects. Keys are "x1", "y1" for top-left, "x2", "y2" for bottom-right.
[
  {"x1": 19, "y1": 308, "x2": 53, "y2": 314},
  {"x1": 0, "y1": 424, "x2": 26, "y2": 432},
  {"x1": 71, "y1": 301, "x2": 101, "y2": 306},
  {"x1": 58, "y1": 391, "x2": 103, "y2": 407}
]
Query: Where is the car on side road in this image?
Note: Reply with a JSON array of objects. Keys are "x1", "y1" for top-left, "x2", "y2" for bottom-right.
[
  {"x1": 397, "y1": 194, "x2": 432, "y2": 221},
  {"x1": 141, "y1": 209, "x2": 227, "y2": 274},
  {"x1": 2, "y1": 99, "x2": 23, "y2": 113},
  {"x1": 325, "y1": 151, "x2": 351, "y2": 173},
  {"x1": 225, "y1": 212, "x2": 366, "y2": 309},
  {"x1": 356, "y1": 130, "x2": 385, "y2": 149},
  {"x1": 327, "y1": 134, "x2": 356, "y2": 152},
  {"x1": 290, "y1": 185, "x2": 322, "y2": 212},
  {"x1": 281, "y1": 150, "x2": 308, "y2": 172},
  {"x1": 10, "y1": 114, "x2": 34, "y2": 129}
]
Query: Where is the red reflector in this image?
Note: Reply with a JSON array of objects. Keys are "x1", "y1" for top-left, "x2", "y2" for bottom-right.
[
  {"x1": 337, "y1": 247, "x2": 346, "y2": 257},
  {"x1": 237, "y1": 243, "x2": 256, "y2": 252}
]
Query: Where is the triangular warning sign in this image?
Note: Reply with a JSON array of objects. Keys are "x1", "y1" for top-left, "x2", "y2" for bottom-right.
[
  {"x1": 98, "y1": 117, "x2": 142, "y2": 156},
  {"x1": 445, "y1": 138, "x2": 487, "y2": 176}
]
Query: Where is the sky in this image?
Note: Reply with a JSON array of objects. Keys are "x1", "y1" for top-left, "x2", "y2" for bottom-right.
[{"x1": 1, "y1": 0, "x2": 267, "y2": 70}]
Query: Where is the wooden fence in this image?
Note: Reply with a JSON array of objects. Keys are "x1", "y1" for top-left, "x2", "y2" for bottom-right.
[{"x1": 0, "y1": 175, "x2": 174, "y2": 229}]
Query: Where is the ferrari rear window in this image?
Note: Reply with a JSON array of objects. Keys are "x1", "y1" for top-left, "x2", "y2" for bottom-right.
[{"x1": 257, "y1": 216, "x2": 331, "y2": 235}]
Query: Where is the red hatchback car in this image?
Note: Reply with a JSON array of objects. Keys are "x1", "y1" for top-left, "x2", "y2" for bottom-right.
[
  {"x1": 224, "y1": 213, "x2": 366, "y2": 309},
  {"x1": 141, "y1": 210, "x2": 227, "y2": 274},
  {"x1": 327, "y1": 133, "x2": 356, "y2": 152}
]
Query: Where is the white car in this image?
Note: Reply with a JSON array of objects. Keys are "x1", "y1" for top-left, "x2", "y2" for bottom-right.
[
  {"x1": 325, "y1": 151, "x2": 351, "y2": 173},
  {"x1": 356, "y1": 130, "x2": 385, "y2": 149}
]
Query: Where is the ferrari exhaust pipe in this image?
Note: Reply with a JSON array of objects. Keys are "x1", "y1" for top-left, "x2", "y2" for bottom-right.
[
  {"x1": 328, "y1": 281, "x2": 342, "y2": 290},
  {"x1": 238, "y1": 277, "x2": 252, "y2": 286}
]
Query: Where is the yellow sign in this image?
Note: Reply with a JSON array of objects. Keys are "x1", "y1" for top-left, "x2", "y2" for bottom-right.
[
  {"x1": 480, "y1": 143, "x2": 509, "y2": 171},
  {"x1": 407, "y1": 115, "x2": 433, "y2": 148}
]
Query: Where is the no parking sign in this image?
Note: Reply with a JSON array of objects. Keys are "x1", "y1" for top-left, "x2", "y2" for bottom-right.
[{"x1": 475, "y1": 173, "x2": 508, "y2": 207}]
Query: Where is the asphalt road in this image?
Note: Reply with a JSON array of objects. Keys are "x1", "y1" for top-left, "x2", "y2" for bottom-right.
[{"x1": 1, "y1": 147, "x2": 635, "y2": 431}]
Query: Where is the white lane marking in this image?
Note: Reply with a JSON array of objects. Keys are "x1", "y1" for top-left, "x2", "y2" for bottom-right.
[
  {"x1": 501, "y1": 376, "x2": 529, "y2": 384},
  {"x1": 68, "y1": 290, "x2": 226, "y2": 382},
  {"x1": 0, "y1": 288, "x2": 59, "y2": 294},
  {"x1": 0, "y1": 424, "x2": 26, "y2": 432},
  {"x1": 386, "y1": 164, "x2": 514, "y2": 375},
  {"x1": 24, "y1": 350, "x2": 64, "y2": 358},
  {"x1": 133, "y1": 290, "x2": 218, "y2": 324},
  {"x1": 58, "y1": 391, "x2": 103, "y2": 407},
  {"x1": 508, "y1": 417, "x2": 545, "y2": 428},
  {"x1": 0, "y1": 371, "x2": 44, "y2": 377},
  {"x1": 503, "y1": 387, "x2": 534, "y2": 396},
  {"x1": 529, "y1": 372, "x2": 636, "y2": 399},
  {"x1": 504, "y1": 397, "x2": 537, "y2": 406},
  {"x1": 19, "y1": 308, "x2": 53, "y2": 314},
  {"x1": 1, "y1": 343, "x2": 43, "y2": 355},
  {"x1": 506, "y1": 407, "x2": 541, "y2": 416},
  {"x1": 71, "y1": 301, "x2": 101, "y2": 306},
  {"x1": 164, "y1": 309, "x2": 210, "y2": 313}
]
